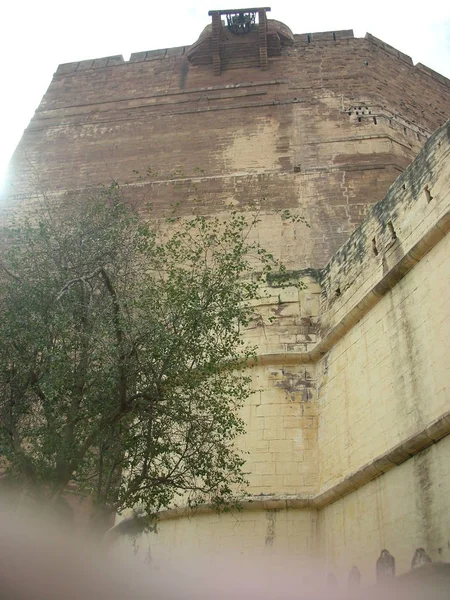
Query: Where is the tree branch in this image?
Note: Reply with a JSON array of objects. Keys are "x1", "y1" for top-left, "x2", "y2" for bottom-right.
[
  {"x1": 55, "y1": 267, "x2": 102, "y2": 301},
  {"x1": 99, "y1": 267, "x2": 128, "y2": 411},
  {"x1": 0, "y1": 259, "x2": 21, "y2": 281}
]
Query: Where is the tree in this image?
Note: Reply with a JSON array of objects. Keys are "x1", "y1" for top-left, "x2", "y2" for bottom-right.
[{"x1": 0, "y1": 183, "x2": 286, "y2": 532}]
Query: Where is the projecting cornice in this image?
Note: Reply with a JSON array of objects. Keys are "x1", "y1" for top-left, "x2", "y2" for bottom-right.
[{"x1": 107, "y1": 408, "x2": 450, "y2": 540}]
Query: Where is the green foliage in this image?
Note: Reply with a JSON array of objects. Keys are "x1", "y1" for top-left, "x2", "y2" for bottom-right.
[{"x1": 0, "y1": 184, "x2": 292, "y2": 527}]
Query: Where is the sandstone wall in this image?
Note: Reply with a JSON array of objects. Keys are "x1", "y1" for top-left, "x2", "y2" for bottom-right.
[
  {"x1": 3, "y1": 20, "x2": 450, "y2": 583},
  {"x1": 118, "y1": 507, "x2": 317, "y2": 567},
  {"x1": 112, "y1": 121, "x2": 450, "y2": 585},
  {"x1": 318, "y1": 434, "x2": 450, "y2": 583},
  {"x1": 317, "y1": 122, "x2": 450, "y2": 491},
  {"x1": 4, "y1": 32, "x2": 450, "y2": 268}
]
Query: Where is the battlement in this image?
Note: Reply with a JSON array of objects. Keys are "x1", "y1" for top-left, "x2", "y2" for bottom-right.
[
  {"x1": 365, "y1": 32, "x2": 413, "y2": 65},
  {"x1": 54, "y1": 29, "x2": 450, "y2": 89},
  {"x1": 53, "y1": 29, "x2": 348, "y2": 73},
  {"x1": 318, "y1": 119, "x2": 450, "y2": 346},
  {"x1": 293, "y1": 29, "x2": 354, "y2": 42}
]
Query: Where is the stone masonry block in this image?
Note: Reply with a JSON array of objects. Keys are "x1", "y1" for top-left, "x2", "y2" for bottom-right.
[
  {"x1": 93, "y1": 57, "x2": 109, "y2": 68},
  {"x1": 256, "y1": 404, "x2": 283, "y2": 417},
  {"x1": 77, "y1": 60, "x2": 94, "y2": 71},
  {"x1": 56, "y1": 62, "x2": 79, "y2": 74},
  {"x1": 107, "y1": 55, "x2": 124, "y2": 66},
  {"x1": 263, "y1": 425, "x2": 287, "y2": 440},
  {"x1": 166, "y1": 47, "x2": 186, "y2": 57},
  {"x1": 146, "y1": 49, "x2": 167, "y2": 60},
  {"x1": 269, "y1": 439, "x2": 294, "y2": 453},
  {"x1": 129, "y1": 52, "x2": 147, "y2": 63}
]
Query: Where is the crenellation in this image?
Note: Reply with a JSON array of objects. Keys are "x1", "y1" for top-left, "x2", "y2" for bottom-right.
[
  {"x1": 319, "y1": 122, "x2": 450, "y2": 322},
  {"x1": 365, "y1": 33, "x2": 413, "y2": 65},
  {"x1": 333, "y1": 29, "x2": 354, "y2": 39},
  {"x1": 415, "y1": 62, "x2": 450, "y2": 87},
  {"x1": 55, "y1": 54, "x2": 125, "y2": 75},
  {"x1": 55, "y1": 61, "x2": 80, "y2": 74},
  {"x1": 51, "y1": 30, "x2": 450, "y2": 97}
]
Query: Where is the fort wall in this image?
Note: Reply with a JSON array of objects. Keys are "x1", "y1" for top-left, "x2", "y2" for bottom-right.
[
  {"x1": 318, "y1": 434, "x2": 450, "y2": 582},
  {"x1": 114, "y1": 120, "x2": 450, "y2": 584},
  {"x1": 5, "y1": 32, "x2": 450, "y2": 269},
  {"x1": 3, "y1": 17, "x2": 450, "y2": 585}
]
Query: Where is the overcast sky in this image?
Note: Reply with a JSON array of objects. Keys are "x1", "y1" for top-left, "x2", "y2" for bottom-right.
[{"x1": 1, "y1": 0, "x2": 449, "y2": 189}]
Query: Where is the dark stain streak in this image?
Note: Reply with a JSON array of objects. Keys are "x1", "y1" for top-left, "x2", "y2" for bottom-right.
[
  {"x1": 413, "y1": 450, "x2": 434, "y2": 552},
  {"x1": 265, "y1": 510, "x2": 277, "y2": 546},
  {"x1": 179, "y1": 59, "x2": 189, "y2": 90},
  {"x1": 275, "y1": 369, "x2": 314, "y2": 401},
  {"x1": 271, "y1": 303, "x2": 289, "y2": 316}
]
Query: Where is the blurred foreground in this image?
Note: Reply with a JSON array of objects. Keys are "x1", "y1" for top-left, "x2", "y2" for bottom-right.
[{"x1": 0, "y1": 499, "x2": 449, "y2": 600}]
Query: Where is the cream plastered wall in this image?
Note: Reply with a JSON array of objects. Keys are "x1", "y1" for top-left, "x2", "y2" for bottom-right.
[
  {"x1": 236, "y1": 361, "x2": 318, "y2": 496},
  {"x1": 317, "y1": 229, "x2": 450, "y2": 491},
  {"x1": 112, "y1": 123, "x2": 450, "y2": 575},
  {"x1": 318, "y1": 434, "x2": 450, "y2": 585},
  {"x1": 313, "y1": 123, "x2": 450, "y2": 579},
  {"x1": 116, "y1": 435, "x2": 450, "y2": 578},
  {"x1": 115, "y1": 507, "x2": 317, "y2": 566}
]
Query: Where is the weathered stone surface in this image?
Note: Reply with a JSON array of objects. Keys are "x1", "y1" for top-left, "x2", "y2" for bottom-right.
[
  {"x1": 4, "y1": 27, "x2": 449, "y2": 270},
  {"x1": 2, "y1": 16, "x2": 450, "y2": 585}
]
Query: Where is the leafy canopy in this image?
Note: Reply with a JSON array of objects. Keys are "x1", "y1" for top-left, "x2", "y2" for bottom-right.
[{"x1": 0, "y1": 184, "x2": 287, "y2": 525}]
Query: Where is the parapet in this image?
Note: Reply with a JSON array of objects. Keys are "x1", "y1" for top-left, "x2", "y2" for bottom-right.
[
  {"x1": 56, "y1": 55, "x2": 125, "y2": 74},
  {"x1": 54, "y1": 26, "x2": 450, "y2": 89},
  {"x1": 319, "y1": 119, "x2": 450, "y2": 337},
  {"x1": 365, "y1": 33, "x2": 413, "y2": 65},
  {"x1": 294, "y1": 29, "x2": 354, "y2": 42}
]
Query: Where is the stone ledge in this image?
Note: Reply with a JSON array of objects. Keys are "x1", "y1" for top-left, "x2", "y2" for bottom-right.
[
  {"x1": 250, "y1": 197, "x2": 450, "y2": 369},
  {"x1": 108, "y1": 411, "x2": 450, "y2": 538},
  {"x1": 415, "y1": 63, "x2": 450, "y2": 87},
  {"x1": 365, "y1": 33, "x2": 413, "y2": 65},
  {"x1": 365, "y1": 33, "x2": 450, "y2": 88}
]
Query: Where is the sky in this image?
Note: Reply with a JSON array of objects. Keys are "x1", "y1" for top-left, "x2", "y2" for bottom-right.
[{"x1": 1, "y1": 0, "x2": 450, "y2": 189}]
